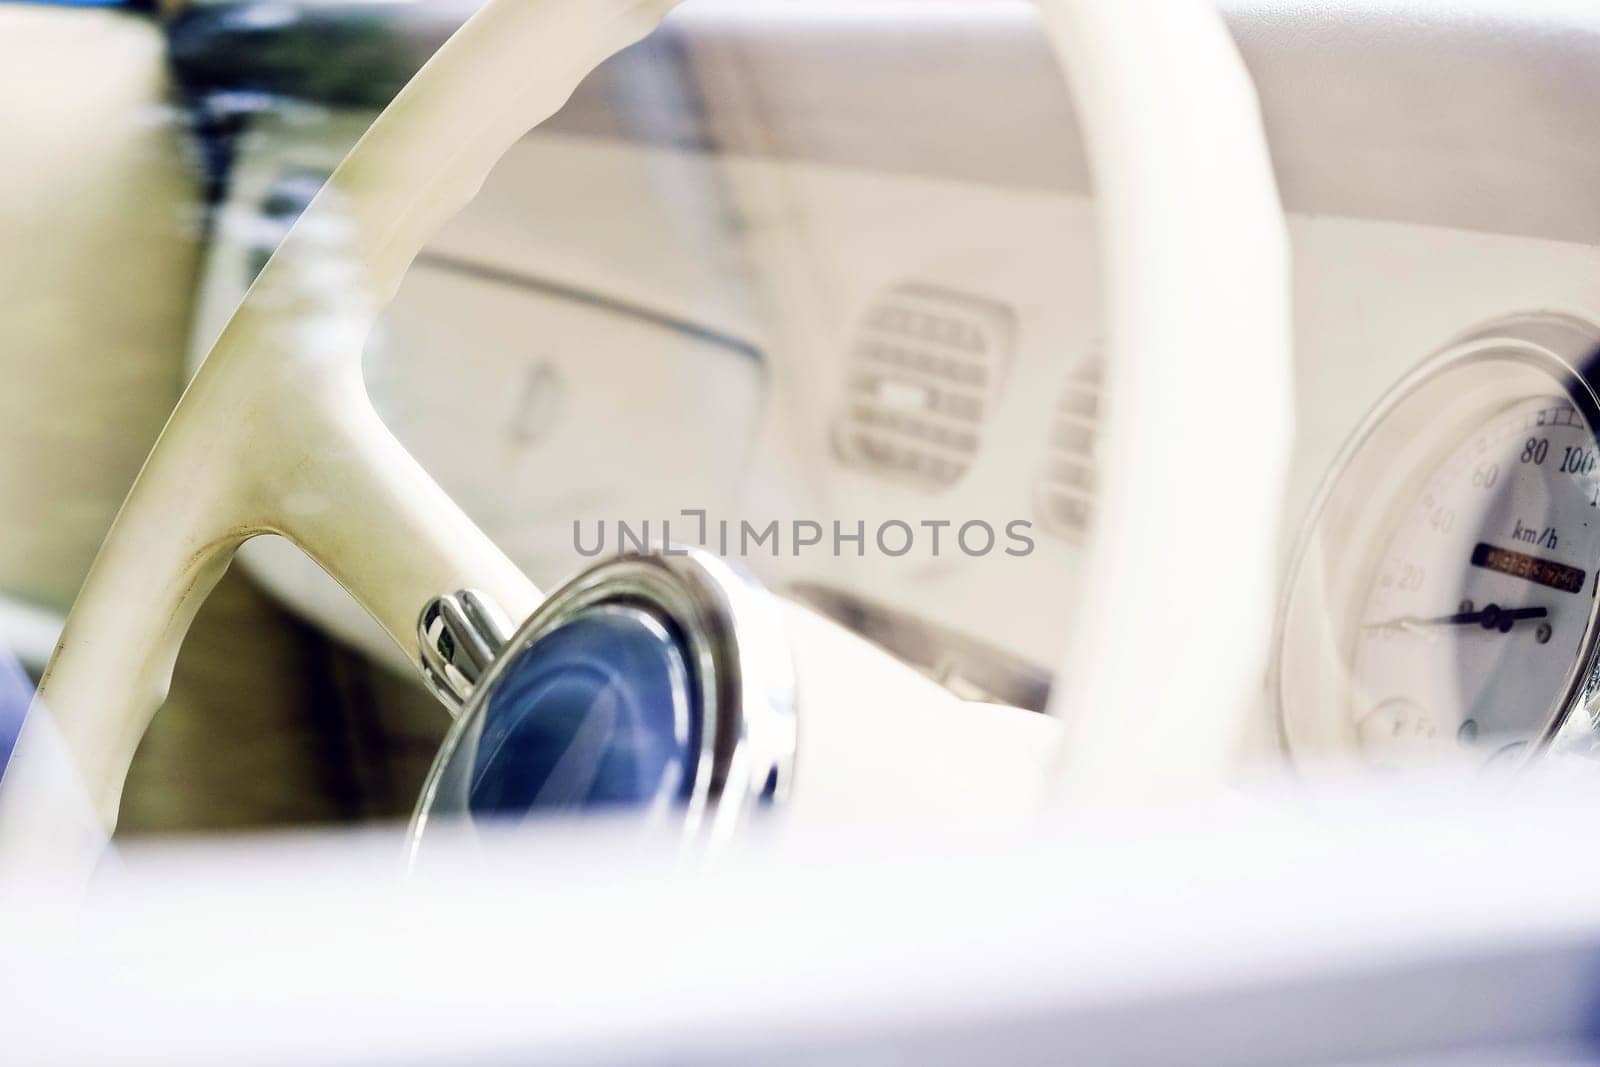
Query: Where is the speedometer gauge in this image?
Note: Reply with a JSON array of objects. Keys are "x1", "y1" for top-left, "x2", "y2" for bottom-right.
[{"x1": 1277, "y1": 315, "x2": 1600, "y2": 769}]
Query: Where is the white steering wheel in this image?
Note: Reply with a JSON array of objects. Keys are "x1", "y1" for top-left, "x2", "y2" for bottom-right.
[{"x1": 0, "y1": 0, "x2": 1289, "y2": 880}]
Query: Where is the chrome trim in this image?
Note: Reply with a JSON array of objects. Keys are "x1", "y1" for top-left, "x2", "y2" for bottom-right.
[
  {"x1": 418, "y1": 589, "x2": 512, "y2": 713},
  {"x1": 410, "y1": 549, "x2": 797, "y2": 853},
  {"x1": 411, "y1": 252, "x2": 764, "y2": 363}
]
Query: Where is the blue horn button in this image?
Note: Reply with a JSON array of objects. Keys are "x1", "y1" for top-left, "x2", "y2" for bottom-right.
[{"x1": 454, "y1": 605, "x2": 698, "y2": 818}]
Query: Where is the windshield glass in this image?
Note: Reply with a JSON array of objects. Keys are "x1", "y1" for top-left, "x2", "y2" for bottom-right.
[{"x1": 5, "y1": 0, "x2": 1087, "y2": 835}]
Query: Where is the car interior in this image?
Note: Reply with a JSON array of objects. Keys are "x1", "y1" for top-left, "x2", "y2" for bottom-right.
[{"x1": 6, "y1": 0, "x2": 1600, "y2": 1060}]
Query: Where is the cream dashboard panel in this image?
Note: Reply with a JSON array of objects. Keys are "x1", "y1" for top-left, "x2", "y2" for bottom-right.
[
  {"x1": 194, "y1": 121, "x2": 1600, "y2": 700},
  {"x1": 705, "y1": 154, "x2": 1600, "y2": 675},
  {"x1": 708, "y1": 156, "x2": 1100, "y2": 671}
]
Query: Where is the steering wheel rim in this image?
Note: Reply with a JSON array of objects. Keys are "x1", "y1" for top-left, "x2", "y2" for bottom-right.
[{"x1": 0, "y1": 0, "x2": 1290, "y2": 878}]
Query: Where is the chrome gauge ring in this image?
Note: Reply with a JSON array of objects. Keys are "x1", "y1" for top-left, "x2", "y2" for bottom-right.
[
  {"x1": 410, "y1": 550, "x2": 797, "y2": 854},
  {"x1": 1277, "y1": 314, "x2": 1600, "y2": 770}
]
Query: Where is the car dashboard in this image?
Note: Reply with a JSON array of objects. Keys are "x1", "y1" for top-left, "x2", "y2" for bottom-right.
[
  {"x1": 11, "y1": 1, "x2": 1600, "y2": 1061},
  {"x1": 176, "y1": 0, "x2": 1600, "y2": 771}
]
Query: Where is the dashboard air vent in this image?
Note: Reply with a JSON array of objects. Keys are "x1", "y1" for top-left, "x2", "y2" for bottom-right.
[
  {"x1": 833, "y1": 283, "x2": 1015, "y2": 489},
  {"x1": 1035, "y1": 356, "x2": 1103, "y2": 540}
]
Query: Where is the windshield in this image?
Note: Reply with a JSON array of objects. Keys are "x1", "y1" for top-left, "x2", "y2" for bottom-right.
[{"x1": 4, "y1": 0, "x2": 1090, "y2": 835}]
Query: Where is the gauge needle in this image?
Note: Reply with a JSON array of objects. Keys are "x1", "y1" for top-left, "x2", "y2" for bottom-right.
[{"x1": 1365, "y1": 603, "x2": 1548, "y2": 634}]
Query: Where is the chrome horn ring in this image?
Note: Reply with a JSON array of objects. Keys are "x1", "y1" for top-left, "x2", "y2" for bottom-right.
[{"x1": 410, "y1": 550, "x2": 797, "y2": 852}]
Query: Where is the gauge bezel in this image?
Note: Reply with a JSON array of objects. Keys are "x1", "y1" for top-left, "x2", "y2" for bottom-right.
[{"x1": 1275, "y1": 313, "x2": 1600, "y2": 768}]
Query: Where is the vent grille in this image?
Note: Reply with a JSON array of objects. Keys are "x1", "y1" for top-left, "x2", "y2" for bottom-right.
[
  {"x1": 1036, "y1": 356, "x2": 1103, "y2": 540},
  {"x1": 833, "y1": 284, "x2": 1015, "y2": 488}
]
